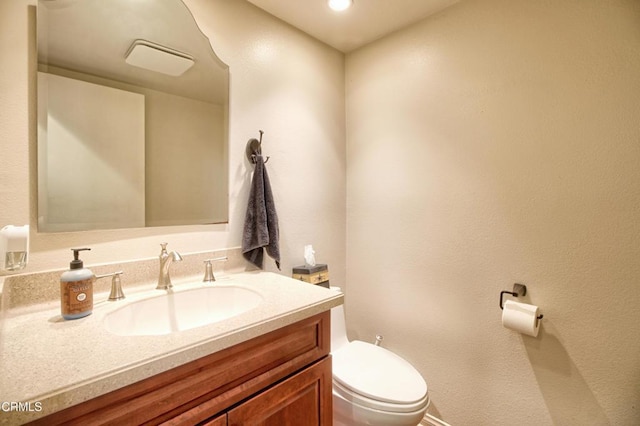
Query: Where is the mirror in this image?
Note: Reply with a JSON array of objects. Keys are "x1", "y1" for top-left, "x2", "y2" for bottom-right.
[{"x1": 37, "y1": 0, "x2": 229, "y2": 232}]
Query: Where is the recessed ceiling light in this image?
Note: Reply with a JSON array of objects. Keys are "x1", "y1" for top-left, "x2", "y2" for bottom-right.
[{"x1": 328, "y1": 0, "x2": 353, "y2": 12}]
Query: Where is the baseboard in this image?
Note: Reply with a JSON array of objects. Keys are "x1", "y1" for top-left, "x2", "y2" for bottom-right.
[{"x1": 421, "y1": 412, "x2": 453, "y2": 426}]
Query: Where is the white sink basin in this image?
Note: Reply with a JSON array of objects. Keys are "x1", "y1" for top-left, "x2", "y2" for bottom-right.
[{"x1": 104, "y1": 285, "x2": 263, "y2": 336}]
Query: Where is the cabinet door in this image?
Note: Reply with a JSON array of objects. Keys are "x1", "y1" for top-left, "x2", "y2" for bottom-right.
[
  {"x1": 201, "y1": 413, "x2": 227, "y2": 426},
  {"x1": 227, "y1": 357, "x2": 332, "y2": 426}
]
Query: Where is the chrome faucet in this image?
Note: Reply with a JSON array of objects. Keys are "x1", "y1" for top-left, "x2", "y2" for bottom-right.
[{"x1": 156, "y1": 243, "x2": 183, "y2": 290}]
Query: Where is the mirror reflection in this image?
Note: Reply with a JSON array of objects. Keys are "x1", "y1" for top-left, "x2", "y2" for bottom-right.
[{"x1": 37, "y1": 0, "x2": 229, "y2": 232}]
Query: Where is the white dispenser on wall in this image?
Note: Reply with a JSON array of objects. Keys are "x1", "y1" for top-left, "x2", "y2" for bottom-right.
[{"x1": 0, "y1": 225, "x2": 29, "y2": 272}]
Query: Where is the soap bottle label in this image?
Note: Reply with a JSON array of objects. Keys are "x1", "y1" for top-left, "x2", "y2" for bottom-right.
[{"x1": 61, "y1": 277, "x2": 94, "y2": 316}]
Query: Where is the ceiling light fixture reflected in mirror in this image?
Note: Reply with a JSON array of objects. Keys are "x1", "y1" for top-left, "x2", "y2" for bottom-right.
[
  {"x1": 328, "y1": 0, "x2": 353, "y2": 12},
  {"x1": 125, "y1": 40, "x2": 194, "y2": 77}
]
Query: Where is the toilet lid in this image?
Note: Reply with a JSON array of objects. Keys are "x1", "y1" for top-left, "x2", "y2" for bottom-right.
[{"x1": 332, "y1": 340, "x2": 427, "y2": 404}]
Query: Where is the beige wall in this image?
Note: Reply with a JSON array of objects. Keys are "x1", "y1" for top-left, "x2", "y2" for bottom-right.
[
  {"x1": 346, "y1": 0, "x2": 640, "y2": 425},
  {"x1": 0, "y1": 0, "x2": 346, "y2": 282}
]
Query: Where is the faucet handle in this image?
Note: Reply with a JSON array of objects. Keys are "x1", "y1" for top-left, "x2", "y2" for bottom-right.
[
  {"x1": 203, "y1": 256, "x2": 228, "y2": 283},
  {"x1": 203, "y1": 260, "x2": 215, "y2": 282},
  {"x1": 108, "y1": 272, "x2": 125, "y2": 301},
  {"x1": 96, "y1": 271, "x2": 125, "y2": 301}
]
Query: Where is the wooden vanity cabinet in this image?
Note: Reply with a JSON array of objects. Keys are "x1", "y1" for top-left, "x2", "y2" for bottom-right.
[{"x1": 29, "y1": 311, "x2": 332, "y2": 426}]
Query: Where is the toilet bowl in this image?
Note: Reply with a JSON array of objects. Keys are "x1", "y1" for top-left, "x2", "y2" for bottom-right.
[{"x1": 330, "y1": 297, "x2": 429, "y2": 426}]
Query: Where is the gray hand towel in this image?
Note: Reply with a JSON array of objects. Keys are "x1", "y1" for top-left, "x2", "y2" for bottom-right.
[{"x1": 242, "y1": 155, "x2": 281, "y2": 270}]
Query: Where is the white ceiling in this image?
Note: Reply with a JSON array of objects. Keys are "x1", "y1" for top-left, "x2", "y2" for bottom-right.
[{"x1": 246, "y1": 0, "x2": 460, "y2": 52}]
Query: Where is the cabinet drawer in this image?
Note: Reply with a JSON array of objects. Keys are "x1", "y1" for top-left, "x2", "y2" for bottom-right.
[{"x1": 30, "y1": 311, "x2": 330, "y2": 426}]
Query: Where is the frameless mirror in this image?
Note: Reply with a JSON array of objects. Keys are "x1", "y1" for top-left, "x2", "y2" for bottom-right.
[{"x1": 37, "y1": 0, "x2": 229, "y2": 232}]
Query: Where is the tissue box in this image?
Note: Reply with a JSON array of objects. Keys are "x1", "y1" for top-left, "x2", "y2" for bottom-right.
[{"x1": 292, "y1": 264, "x2": 329, "y2": 288}]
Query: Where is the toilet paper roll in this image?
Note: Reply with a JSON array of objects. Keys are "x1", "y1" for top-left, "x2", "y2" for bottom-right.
[{"x1": 502, "y1": 300, "x2": 541, "y2": 337}]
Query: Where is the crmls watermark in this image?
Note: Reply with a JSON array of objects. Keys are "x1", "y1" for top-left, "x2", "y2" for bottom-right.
[{"x1": 0, "y1": 401, "x2": 43, "y2": 412}]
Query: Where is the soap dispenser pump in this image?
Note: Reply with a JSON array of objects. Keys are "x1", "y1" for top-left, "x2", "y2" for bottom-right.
[{"x1": 60, "y1": 248, "x2": 95, "y2": 320}]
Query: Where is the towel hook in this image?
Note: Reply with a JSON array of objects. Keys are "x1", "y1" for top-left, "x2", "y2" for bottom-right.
[{"x1": 246, "y1": 130, "x2": 270, "y2": 164}]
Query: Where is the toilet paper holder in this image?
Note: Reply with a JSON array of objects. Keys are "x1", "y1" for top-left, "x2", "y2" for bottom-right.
[{"x1": 500, "y1": 283, "x2": 543, "y2": 320}]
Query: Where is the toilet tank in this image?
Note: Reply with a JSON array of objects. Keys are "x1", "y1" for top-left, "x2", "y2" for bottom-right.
[{"x1": 330, "y1": 287, "x2": 349, "y2": 352}]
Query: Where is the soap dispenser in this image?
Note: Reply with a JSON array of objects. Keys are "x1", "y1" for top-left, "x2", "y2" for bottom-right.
[
  {"x1": 60, "y1": 248, "x2": 95, "y2": 320},
  {"x1": 0, "y1": 225, "x2": 29, "y2": 272}
]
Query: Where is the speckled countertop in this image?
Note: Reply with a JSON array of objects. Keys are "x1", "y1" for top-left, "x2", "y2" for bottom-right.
[{"x1": 0, "y1": 269, "x2": 342, "y2": 425}]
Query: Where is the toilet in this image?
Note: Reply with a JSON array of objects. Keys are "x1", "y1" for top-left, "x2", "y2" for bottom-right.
[{"x1": 330, "y1": 297, "x2": 429, "y2": 426}]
